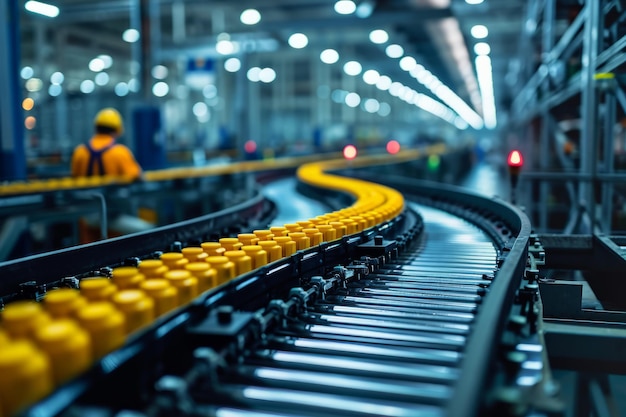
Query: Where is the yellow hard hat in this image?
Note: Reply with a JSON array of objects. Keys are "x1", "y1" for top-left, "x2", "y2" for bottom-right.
[{"x1": 94, "y1": 108, "x2": 124, "y2": 135}]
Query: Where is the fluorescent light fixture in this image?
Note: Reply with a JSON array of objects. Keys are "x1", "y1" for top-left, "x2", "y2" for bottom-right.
[
  {"x1": 385, "y1": 44, "x2": 404, "y2": 58},
  {"x1": 334, "y1": 0, "x2": 356, "y2": 14},
  {"x1": 123, "y1": 29, "x2": 140, "y2": 43},
  {"x1": 288, "y1": 33, "x2": 308, "y2": 49},
  {"x1": 470, "y1": 25, "x2": 489, "y2": 39},
  {"x1": 356, "y1": 0, "x2": 376, "y2": 18},
  {"x1": 465, "y1": 0, "x2": 484, "y2": 4},
  {"x1": 343, "y1": 61, "x2": 362, "y2": 76},
  {"x1": 25, "y1": 1, "x2": 59, "y2": 18},
  {"x1": 473, "y1": 42, "x2": 490, "y2": 55},
  {"x1": 240, "y1": 9, "x2": 261, "y2": 25},
  {"x1": 224, "y1": 57, "x2": 241, "y2": 72},
  {"x1": 475, "y1": 55, "x2": 497, "y2": 129},
  {"x1": 320, "y1": 49, "x2": 339, "y2": 64},
  {"x1": 369, "y1": 29, "x2": 388, "y2": 44}
]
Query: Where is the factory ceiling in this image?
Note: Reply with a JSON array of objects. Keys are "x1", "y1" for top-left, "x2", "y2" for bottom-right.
[{"x1": 17, "y1": 0, "x2": 537, "y2": 130}]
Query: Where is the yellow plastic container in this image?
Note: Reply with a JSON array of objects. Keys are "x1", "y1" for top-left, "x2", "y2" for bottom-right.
[
  {"x1": 303, "y1": 228, "x2": 324, "y2": 246},
  {"x1": 43, "y1": 288, "x2": 88, "y2": 319},
  {"x1": 111, "y1": 266, "x2": 145, "y2": 289},
  {"x1": 185, "y1": 262, "x2": 217, "y2": 293},
  {"x1": 223, "y1": 250, "x2": 252, "y2": 276},
  {"x1": 219, "y1": 237, "x2": 242, "y2": 251},
  {"x1": 0, "y1": 340, "x2": 52, "y2": 416},
  {"x1": 164, "y1": 270, "x2": 198, "y2": 305},
  {"x1": 241, "y1": 245, "x2": 268, "y2": 269},
  {"x1": 284, "y1": 223, "x2": 303, "y2": 233},
  {"x1": 205, "y1": 256, "x2": 236, "y2": 285},
  {"x1": 138, "y1": 259, "x2": 169, "y2": 279},
  {"x1": 238, "y1": 233, "x2": 259, "y2": 246},
  {"x1": 270, "y1": 226, "x2": 288, "y2": 237},
  {"x1": 111, "y1": 290, "x2": 155, "y2": 334},
  {"x1": 257, "y1": 241, "x2": 283, "y2": 262},
  {"x1": 350, "y1": 216, "x2": 368, "y2": 230},
  {"x1": 273, "y1": 236, "x2": 297, "y2": 257},
  {"x1": 80, "y1": 278, "x2": 118, "y2": 302},
  {"x1": 160, "y1": 252, "x2": 189, "y2": 270},
  {"x1": 253, "y1": 230, "x2": 274, "y2": 241},
  {"x1": 34, "y1": 319, "x2": 91, "y2": 384},
  {"x1": 329, "y1": 221, "x2": 348, "y2": 238},
  {"x1": 316, "y1": 225, "x2": 337, "y2": 242},
  {"x1": 140, "y1": 279, "x2": 178, "y2": 316},
  {"x1": 182, "y1": 247, "x2": 207, "y2": 262},
  {"x1": 76, "y1": 302, "x2": 125, "y2": 359},
  {"x1": 2, "y1": 301, "x2": 51, "y2": 340},
  {"x1": 340, "y1": 218, "x2": 358, "y2": 234},
  {"x1": 201, "y1": 242, "x2": 226, "y2": 256},
  {"x1": 288, "y1": 232, "x2": 310, "y2": 250},
  {"x1": 297, "y1": 220, "x2": 314, "y2": 229}
]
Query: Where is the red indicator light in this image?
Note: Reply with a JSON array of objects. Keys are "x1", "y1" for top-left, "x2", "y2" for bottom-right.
[
  {"x1": 244, "y1": 140, "x2": 257, "y2": 153},
  {"x1": 386, "y1": 140, "x2": 400, "y2": 154},
  {"x1": 343, "y1": 145, "x2": 357, "y2": 160},
  {"x1": 507, "y1": 150, "x2": 523, "y2": 168}
]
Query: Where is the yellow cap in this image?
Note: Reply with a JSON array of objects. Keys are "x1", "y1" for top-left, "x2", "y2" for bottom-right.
[
  {"x1": 257, "y1": 241, "x2": 283, "y2": 262},
  {"x1": 219, "y1": 237, "x2": 242, "y2": 251},
  {"x1": 44, "y1": 288, "x2": 88, "y2": 319},
  {"x1": 164, "y1": 270, "x2": 198, "y2": 305},
  {"x1": 80, "y1": 278, "x2": 117, "y2": 302},
  {"x1": 0, "y1": 340, "x2": 52, "y2": 416},
  {"x1": 303, "y1": 228, "x2": 324, "y2": 246},
  {"x1": 160, "y1": 252, "x2": 189, "y2": 270},
  {"x1": 140, "y1": 279, "x2": 178, "y2": 316},
  {"x1": 76, "y1": 302, "x2": 126, "y2": 359},
  {"x1": 223, "y1": 250, "x2": 252, "y2": 276},
  {"x1": 238, "y1": 233, "x2": 259, "y2": 246},
  {"x1": 94, "y1": 107, "x2": 124, "y2": 135},
  {"x1": 181, "y1": 247, "x2": 207, "y2": 262},
  {"x1": 253, "y1": 230, "x2": 274, "y2": 241},
  {"x1": 273, "y1": 236, "x2": 297, "y2": 257},
  {"x1": 111, "y1": 266, "x2": 145, "y2": 290},
  {"x1": 111, "y1": 290, "x2": 155, "y2": 334},
  {"x1": 270, "y1": 226, "x2": 288, "y2": 237},
  {"x1": 287, "y1": 232, "x2": 310, "y2": 250},
  {"x1": 138, "y1": 259, "x2": 169, "y2": 278},
  {"x1": 241, "y1": 245, "x2": 268, "y2": 269},
  {"x1": 201, "y1": 242, "x2": 225, "y2": 256},
  {"x1": 205, "y1": 256, "x2": 236, "y2": 285},
  {"x1": 2, "y1": 301, "x2": 51, "y2": 340},
  {"x1": 284, "y1": 224, "x2": 303, "y2": 233},
  {"x1": 185, "y1": 262, "x2": 217, "y2": 293},
  {"x1": 34, "y1": 319, "x2": 91, "y2": 384}
]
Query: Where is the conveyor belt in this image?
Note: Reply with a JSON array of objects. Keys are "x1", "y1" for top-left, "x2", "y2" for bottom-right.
[{"x1": 193, "y1": 204, "x2": 496, "y2": 417}]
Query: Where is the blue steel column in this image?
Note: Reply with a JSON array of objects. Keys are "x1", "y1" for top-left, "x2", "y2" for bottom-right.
[{"x1": 0, "y1": 0, "x2": 26, "y2": 181}]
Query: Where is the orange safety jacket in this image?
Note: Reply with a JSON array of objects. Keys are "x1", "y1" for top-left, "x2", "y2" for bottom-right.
[{"x1": 71, "y1": 134, "x2": 142, "y2": 179}]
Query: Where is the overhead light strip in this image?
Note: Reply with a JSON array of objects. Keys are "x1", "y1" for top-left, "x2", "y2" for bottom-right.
[
  {"x1": 24, "y1": 0, "x2": 59, "y2": 18},
  {"x1": 475, "y1": 55, "x2": 497, "y2": 129}
]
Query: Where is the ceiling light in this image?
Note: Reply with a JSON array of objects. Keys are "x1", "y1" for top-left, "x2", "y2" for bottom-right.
[
  {"x1": 288, "y1": 33, "x2": 308, "y2": 49},
  {"x1": 151, "y1": 65, "x2": 168, "y2": 79},
  {"x1": 240, "y1": 9, "x2": 261, "y2": 25},
  {"x1": 362, "y1": 69, "x2": 380, "y2": 85},
  {"x1": 22, "y1": 98, "x2": 35, "y2": 111},
  {"x1": 80, "y1": 80, "x2": 95, "y2": 94},
  {"x1": 247, "y1": 67, "x2": 262, "y2": 82},
  {"x1": 343, "y1": 61, "x2": 362, "y2": 76},
  {"x1": 50, "y1": 71, "x2": 64, "y2": 85},
  {"x1": 399, "y1": 56, "x2": 417, "y2": 71},
  {"x1": 25, "y1": 1, "x2": 59, "y2": 18},
  {"x1": 465, "y1": 0, "x2": 484, "y2": 4},
  {"x1": 20, "y1": 67, "x2": 34, "y2": 80},
  {"x1": 364, "y1": 98, "x2": 380, "y2": 113},
  {"x1": 320, "y1": 49, "x2": 339, "y2": 64},
  {"x1": 152, "y1": 82, "x2": 169, "y2": 97},
  {"x1": 193, "y1": 102, "x2": 209, "y2": 117},
  {"x1": 115, "y1": 82, "x2": 129, "y2": 97},
  {"x1": 224, "y1": 57, "x2": 241, "y2": 72},
  {"x1": 378, "y1": 102, "x2": 391, "y2": 117},
  {"x1": 334, "y1": 0, "x2": 356, "y2": 15},
  {"x1": 375, "y1": 75, "x2": 392, "y2": 90},
  {"x1": 345, "y1": 92, "x2": 361, "y2": 107},
  {"x1": 95, "y1": 72, "x2": 109, "y2": 86},
  {"x1": 216, "y1": 39, "x2": 235, "y2": 55},
  {"x1": 369, "y1": 29, "x2": 388, "y2": 44},
  {"x1": 25, "y1": 78, "x2": 43, "y2": 92},
  {"x1": 385, "y1": 44, "x2": 404, "y2": 58},
  {"x1": 48, "y1": 84, "x2": 62, "y2": 97},
  {"x1": 98, "y1": 54, "x2": 113, "y2": 69},
  {"x1": 470, "y1": 25, "x2": 489, "y2": 39},
  {"x1": 89, "y1": 58, "x2": 105, "y2": 72},
  {"x1": 259, "y1": 68, "x2": 277, "y2": 83},
  {"x1": 473, "y1": 42, "x2": 490, "y2": 55},
  {"x1": 123, "y1": 29, "x2": 140, "y2": 43},
  {"x1": 475, "y1": 55, "x2": 497, "y2": 129},
  {"x1": 355, "y1": 0, "x2": 375, "y2": 18},
  {"x1": 203, "y1": 85, "x2": 217, "y2": 99}
]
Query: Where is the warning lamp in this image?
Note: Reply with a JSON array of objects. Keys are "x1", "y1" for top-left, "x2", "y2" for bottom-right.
[
  {"x1": 507, "y1": 149, "x2": 523, "y2": 203},
  {"x1": 386, "y1": 140, "x2": 400, "y2": 155},
  {"x1": 244, "y1": 140, "x2": 257, "y2": 154},
  {"x1": 343, "y1": 144, "x2": 357, "y2": 160}
]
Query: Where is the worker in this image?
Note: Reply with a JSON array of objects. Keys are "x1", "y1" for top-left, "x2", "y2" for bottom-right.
[
  {"x1": 71, "y1": 108, "x2": 152, "y2": 243},
  {"x1": 71, "y1": 108, "x2": 142, "y2": 179}
]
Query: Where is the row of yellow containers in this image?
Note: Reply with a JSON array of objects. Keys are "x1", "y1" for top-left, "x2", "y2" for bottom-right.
[{"x1": 0, "y1": 161, "x2": 405, "y2": 416}]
